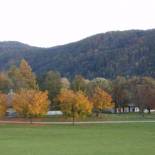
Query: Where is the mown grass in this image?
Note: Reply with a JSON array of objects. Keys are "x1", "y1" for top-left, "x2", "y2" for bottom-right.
[
  {"x1": 0, "y1": 123, "x2": 155, "y2": 155},
  {"x1": 2, "y1": 112, "x2": 155, "y2": 123},
  {"x1": 40, "y1": 112, "x2": 155, "y2": 122}
]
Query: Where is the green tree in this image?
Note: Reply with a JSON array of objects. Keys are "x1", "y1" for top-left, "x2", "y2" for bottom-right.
[
  {"x1": 41, "y1": 70, "x2": 62, "y2": 110},
  {"x1": 0, "y1": 72, "x2": 12, "y2": 93},
  {"x1": 8, "y1": 65, "x2": 23, "y2": 91},
  {"x1": 61, "y1": 77, "x2": 70, "y2": 90},
  {"x1": 86, "y1": 78, "x2": 112, "y2": 97},
  {"x1": 71, "y1": 75, "x2": 89, "y2": 92}
]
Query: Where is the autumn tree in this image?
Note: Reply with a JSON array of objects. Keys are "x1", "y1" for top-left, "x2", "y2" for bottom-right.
[
  {"x1": 0, "y1": 93, "x2": 7, "y2": 117},
  {"x1": 8, "y1": 59, "x2": 38, "y2": 91},
  {"x1": 58, "y1": 89, "x2": 92, "y2": 124},
  {"x1": 19, "y1": 59, "x2": 38, "y2": 89},
  {"x1": 128, "y1": 77, "x2": 155, "y2": 114},
  {"x1": 75, "y1": 91, "x2": 93, "y2": 118},
  {"x1": 92, "y1": 87, "x2": 114, "y2": 117},
  {"x1": 112, "y1": 76, "x2": 129, "y2": 113},
  {"x1": 13, "y1": 89, "x2": 49, "y2": 122}
]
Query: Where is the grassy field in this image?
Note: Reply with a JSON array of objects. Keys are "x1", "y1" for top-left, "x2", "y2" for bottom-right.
[
  {"x1": 0, "y1": 123, "x2": 155, "y2": 155},
  {"x1": 2, "y1": 113, "x2": 155, "y2": 123},
  {"x1": 40, "y1": 112, "x2": 155, "y2": 122}
]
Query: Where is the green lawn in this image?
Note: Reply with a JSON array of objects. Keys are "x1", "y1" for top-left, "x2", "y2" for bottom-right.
[
  {"x1": 0, "y1": 123, "x2": 155, "y2": 155},
  {"x1": 2, "y1": 113, "x2": 155, "y2": 123},
  {"x1": 40, "y1": 112, "x2": 155, "y2": 122}
]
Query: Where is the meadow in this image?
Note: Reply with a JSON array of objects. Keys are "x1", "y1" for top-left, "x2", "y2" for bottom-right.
[{"x1": 0, "y1": 123, "x2": 155, "y2": 155}]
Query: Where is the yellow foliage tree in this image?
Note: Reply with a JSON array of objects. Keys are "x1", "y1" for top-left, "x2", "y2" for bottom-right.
[
  {"x1": 58, "y1": 89, "x2": 75, "y2": 116},
  {"x1": 19, "y1": 59, "x2": 38, "y2": 89},
  {"x1": 0, "y1": 93, "x2": 7, "y2": 117},
  {"x1": 92, "y1": 87, "x2": 114, "y2": 116},
  {"x1": 13, "y1": 89, "x2": 49, "y2": 119},
  {"x1": 75, "y1": 91, "x2": 93, "y2": 118},
  {"x1": 8, "y1": 59, "x2": 38, "y2": 91},
  {"x1": 58, "y1": 89, "x2": 92, "y2": 123}
]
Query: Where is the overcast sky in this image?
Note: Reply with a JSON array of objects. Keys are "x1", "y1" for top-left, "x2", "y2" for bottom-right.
[{"x1": 0, "y1": 0, "x2": 155, "y2": 47}]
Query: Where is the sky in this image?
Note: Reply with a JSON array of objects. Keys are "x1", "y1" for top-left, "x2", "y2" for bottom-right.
[{"x1": 0, "y1": 0, "x2": 155, "y2": 47}]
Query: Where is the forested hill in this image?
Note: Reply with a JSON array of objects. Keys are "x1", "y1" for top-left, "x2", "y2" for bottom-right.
[{"x1": 1, "y1": 29, "x2": 155, "y2": 79}]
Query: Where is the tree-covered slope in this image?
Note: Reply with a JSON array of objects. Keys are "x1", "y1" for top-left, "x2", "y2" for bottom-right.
[{"x1": 1, "y1": 29, "x2": 155, "y2": 79}]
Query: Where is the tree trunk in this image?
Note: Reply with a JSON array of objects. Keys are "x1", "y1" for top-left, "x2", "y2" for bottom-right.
[
  {"x1": 147, "y1": 107, "x2": 151, "y2": 114},
  {"x1": 114, "y1": 104, "x2": 117, "y2": 114},
  {"x1": 72, "y1": 104, "x2": 75, "y2": 126},
  {"x1": 96, "y1": 111, "x2": 99, "y2": 117},
  {"x1": 141, "y1": 108, "x2": 145, "y2": 118},
  {"x1": 29, "y1": 116, "x2": 33, "y2": 124}
]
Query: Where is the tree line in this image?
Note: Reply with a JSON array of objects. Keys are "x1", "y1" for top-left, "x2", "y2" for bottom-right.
[{"x1": 0, "y1": 59, "x2": 155, "y2": 120}]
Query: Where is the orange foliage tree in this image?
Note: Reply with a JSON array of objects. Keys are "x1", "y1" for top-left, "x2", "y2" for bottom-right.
[
  {"x1": 58, "y1": 89, "x2": 92, "y2": 123},
  {"x1": 92, "y1": 87, "x2": 114, "y2": 116},
  {"x1": 19, "y1": 59, "x2": 38, "y2": 89},
  {"x1": 13, "y1": 89, "x2": 49, "y2": 119},
  {"x1": 0, "y1": 93, "x2": 7, "y2": 117},
  {"x1": 8, "y1": 59, "x2": 38, "y2": 91}
]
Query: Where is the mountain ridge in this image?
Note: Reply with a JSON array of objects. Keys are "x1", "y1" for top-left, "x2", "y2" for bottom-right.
[{"x1": 1, "y1": 29, "x2": 155, "y2": 79}]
